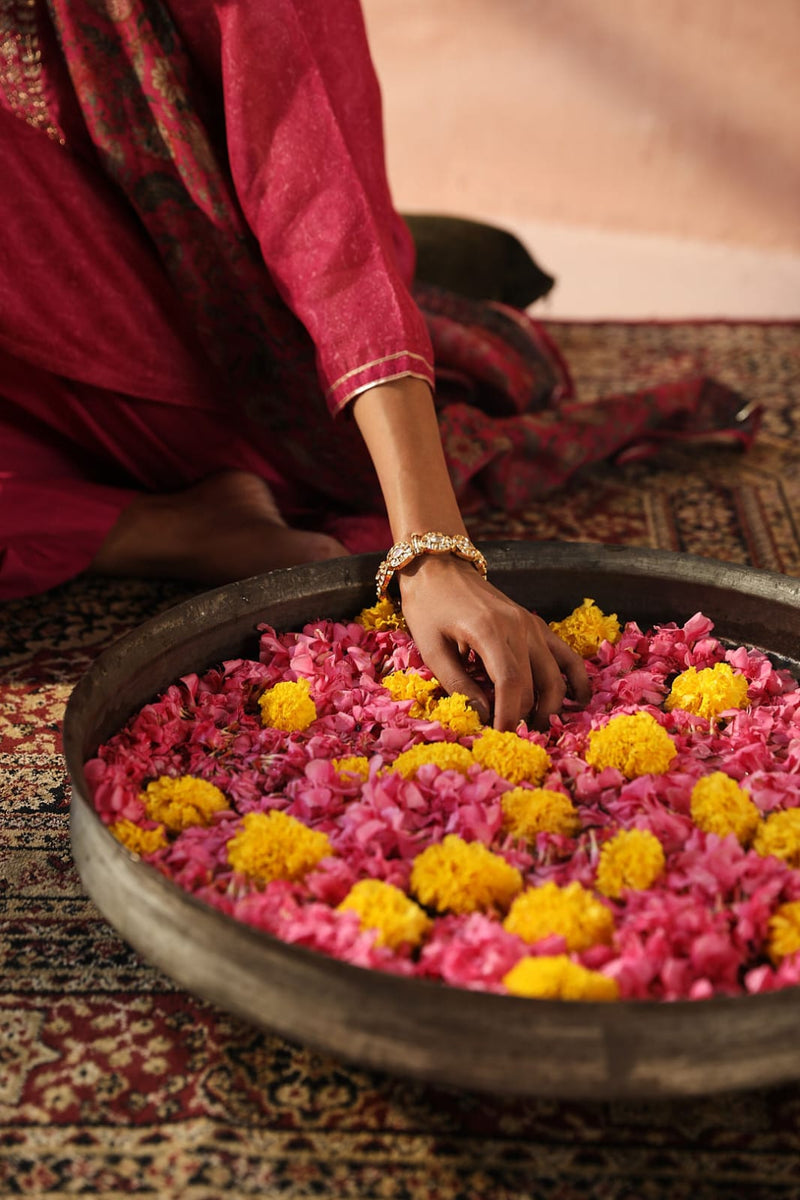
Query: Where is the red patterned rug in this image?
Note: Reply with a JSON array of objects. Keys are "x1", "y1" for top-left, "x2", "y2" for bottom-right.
[{"x1": 2, "y1": 320, "x2": 800, "y2": 1200}]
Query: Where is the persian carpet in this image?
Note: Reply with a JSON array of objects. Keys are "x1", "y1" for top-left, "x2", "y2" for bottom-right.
[{"x1": 2, "y1": 320, "x2": 800, "y2": 1200}]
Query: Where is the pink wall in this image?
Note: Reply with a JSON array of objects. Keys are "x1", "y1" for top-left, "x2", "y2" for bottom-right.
[{"x1": 362, "y1": 0, "x2": 800, "y2": 251}]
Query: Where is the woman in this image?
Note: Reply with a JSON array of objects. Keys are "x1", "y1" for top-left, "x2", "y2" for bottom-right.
[{"x1": 0, "y1": 0, "x2": 754, "y2": 728}]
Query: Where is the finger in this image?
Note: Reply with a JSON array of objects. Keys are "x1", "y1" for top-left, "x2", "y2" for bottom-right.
[
  {"x1": 423, "y1": 637, "x2": 491, "y2": 725},
  {"x1": 527, "y1": 634, "x2": 568, "y2": 731},
  {"x1": 477, "y1": 625, "x2": 534, "y2": 731},
  {"x1": 546, "y1": 630, "x2": 592, "y2": 704},
  {"x1": 492, "y1": 675, "x2": 530, "y2": 731}
]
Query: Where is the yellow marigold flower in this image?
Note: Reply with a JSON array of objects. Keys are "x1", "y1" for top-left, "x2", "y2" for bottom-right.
[
  {"x1": 337, "y1": 879, "x2": 432, "y2": 950},
  {"x1": 690, "y1": 772, "x2": 760, "y2": 846},
  {"x1": 472, "y1": 728, "x2": 551, "y2": 786},
  {"x1": 382, "y1": 669, "x2": 441, "y2": 718},
  {"x1": 595, "y1": 828, "x2": 666, "y2": 898},
  {"x1": 549, "y1": 597, "x2": 621, "y2": 658},
  {"x1": 753, "y1": 809, "x2": 800, "y2": 868},
  {"x1": 766, "y1": 900, "x2": 800, "y2": 964},
  {"x1": 332, "y1": 755, "x2": 371, "y2": 782},
  {"x1": 586, "y1": 711, "x2": 676, "y2": 779},
  {"x1": 504, "y1": 881, "x2": 614, "y2": 952},
  {"x1": 503, "y1": 955, "x2": 620, "y2": 1001},
  {"x1": 666, "y1": 662, "x2": 749, "y2": 721},
  {"x1": 501, "y1": 787, "x2": 581, "y2": 841},
  {"x1": 389, "y1": 741, "x2": 474, "y2": 779},
  {"x1": 109, "y1": 819, "x2": 168, "y2": 856},
  {"x1": 258, "y1": 677, "x2": 317, "y2": 732},
  {"x1": 141, "y1": 774, "x2": 230, "y2": 832},
  {"x1": 410, "y1": 834, "x2": 523, "y2": 915},
  {"x1": 226, "y1": 810, "x2": 332, "y2": 884},
  {"x1": 428, "y1": 692, "x2": 483, "y2": 737},
  {"x1": 354, "y1": 596, "x2": 406, "y2": 631}
]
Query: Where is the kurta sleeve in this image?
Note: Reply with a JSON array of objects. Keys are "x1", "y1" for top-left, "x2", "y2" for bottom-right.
[{"x1": 216, "y1": 0, "x2": 435, "y2": 413}]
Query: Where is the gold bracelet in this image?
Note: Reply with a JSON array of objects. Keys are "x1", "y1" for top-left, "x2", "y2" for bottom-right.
[{"x1": 375, "y1": 532, "x2": 488, "y2": 599}]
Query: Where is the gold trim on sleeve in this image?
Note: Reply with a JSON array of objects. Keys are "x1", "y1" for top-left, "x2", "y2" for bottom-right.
[
  {"x1": 327, "y1": 350, "x2": 433, "y2": 398},
  {"x1": 331, "y1": 369, "x2": 435, "y2": 414}
]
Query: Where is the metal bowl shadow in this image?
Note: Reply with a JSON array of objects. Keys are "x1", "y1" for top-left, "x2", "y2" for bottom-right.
[{"x1": 65, "y1": 542, "x2": 800, "y2": 1099}]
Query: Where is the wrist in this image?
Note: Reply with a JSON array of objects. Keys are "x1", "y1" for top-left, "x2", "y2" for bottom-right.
[
  {"x1": 398, "y1": 550, "x2": 480, "y2": 587},
  {"x1": 375, "y1": 531, "x2": 487, "y2": 599}
]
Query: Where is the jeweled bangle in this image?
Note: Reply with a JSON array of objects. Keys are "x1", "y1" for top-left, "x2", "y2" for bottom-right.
[{"x1": 375, "y1": 532, "x2": 488, "y2": 599}]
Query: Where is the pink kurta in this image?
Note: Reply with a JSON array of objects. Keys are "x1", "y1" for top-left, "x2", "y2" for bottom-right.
[{"x1": 0, "y1": 0, "x2": 759, "y2": 599}]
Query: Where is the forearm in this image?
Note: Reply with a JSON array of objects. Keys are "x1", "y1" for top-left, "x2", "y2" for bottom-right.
[{"x1": 351, "y1": 377, "x2": 466, "y2": 541}]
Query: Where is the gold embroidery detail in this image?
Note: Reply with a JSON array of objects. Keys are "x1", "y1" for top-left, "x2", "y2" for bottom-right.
[{"x1": 0, "y1": 0, "x2": 63, "y2": 143}]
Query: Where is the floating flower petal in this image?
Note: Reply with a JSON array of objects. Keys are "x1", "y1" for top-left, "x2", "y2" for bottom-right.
[
  {"x1": 109, "y1": 818, "x2": 168, "y2": 856},
  {"x1": 549, "y1": 598, "x2": 621, "y2": 658},
  {"x1": 332, "y1": 755, "x2": 371, "y2": 782},
  {"x1": 754, "y1": 809, "x2": 800, "y2": 868},
  {"x1": 472, "y1": 729, "x2": 550, "y2": 785},
  {"x1": 429, "y1": 693, "x2": 483, "y2": 737},
  {"x1": 666, "y1": 662, "x2": 749, "y2": 721},
  {"x1": 586, "y1": 711, "x2": 676, "y2": 778},
  {"x1": 502, "y1": 787, "x2": 581, "y2": 840},
  {"x1": 142, "y1": 774, "x2": 230, "y2": 832},
  {"x1": 411, "y1": 835, "x2": 523, "y2": 914},
  {"x1": 504, "y1": 881, "x2": 614, "y2": 952},
  {"x1": 227, "y1": 810, "x2": 332, "y2": 884},
  {"x1": 690, "y1": 772, "x2": 761, "y2": 846},
  {"x1": 767, "y1": 900, "x2": 800, "y2": 963},
  {"x1": 354, "y1": 597, "x2": 406, "y2": 631},
  {"x1": 338, "y1": 879, "x2": 432, "y2": 950},
  {"x1": 382, "y1": 669, "x2": 440, "y2": 717},
  {"x1": 504, "y1": 955, "x2": 619, "y2": 1001},
  {"x1": 596, "y1": 828, "x2": 666, "y2": 898},
  {"x1": 389, "y1": 742, "x2": 474, "y2": 779},
  {"x1": 258, "y1": 677, "x2": 317, "y2": 732}
]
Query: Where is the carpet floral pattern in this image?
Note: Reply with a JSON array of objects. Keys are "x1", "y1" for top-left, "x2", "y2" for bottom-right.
[{"x1": 1, "y1": 320, "x2": 799, "y2": 1199}]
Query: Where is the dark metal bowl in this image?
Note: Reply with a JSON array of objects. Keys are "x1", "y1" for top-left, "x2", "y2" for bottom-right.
[{"x1": 65, "y1": 543, "x2": 800, "y2": 1099}]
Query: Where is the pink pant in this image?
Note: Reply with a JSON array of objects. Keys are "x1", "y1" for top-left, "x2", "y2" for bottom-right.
[{"x1": 0, "y1": 109, "x2": 382, "y2": 599}]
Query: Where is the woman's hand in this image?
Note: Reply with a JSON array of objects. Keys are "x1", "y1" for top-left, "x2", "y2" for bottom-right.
[
  {"x1": 398, "y1": 553, "x2": 591, "y2": 731},
  {"x1": 351, "y1": 375, "x2": 590, "y2": 728}
]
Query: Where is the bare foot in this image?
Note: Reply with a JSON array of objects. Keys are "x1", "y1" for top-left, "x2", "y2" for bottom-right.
[{"x1": 89, "y1": 470, "x2": 348, "y2": 584}]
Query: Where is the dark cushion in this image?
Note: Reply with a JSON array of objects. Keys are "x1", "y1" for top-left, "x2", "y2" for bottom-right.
[{"x1": 403, "y1": 213, "x2": 555, "y2": 308}]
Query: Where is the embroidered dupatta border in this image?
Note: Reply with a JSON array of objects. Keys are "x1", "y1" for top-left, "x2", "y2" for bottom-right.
[{"x1": 0, "y1": 0, "x2": 62, "y2": 142}]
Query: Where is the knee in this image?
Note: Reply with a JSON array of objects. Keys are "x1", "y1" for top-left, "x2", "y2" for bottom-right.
[{"x1": 305, "y1": 533, "x2": 349, "y2": 563}]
